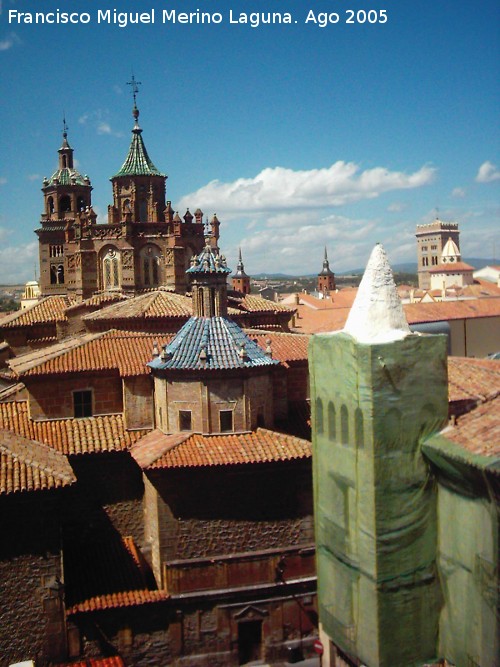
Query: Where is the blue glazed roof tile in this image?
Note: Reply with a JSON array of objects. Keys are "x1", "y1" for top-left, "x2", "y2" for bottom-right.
[{"x1": 148, "y1": 316, "x2": 278, "y2": 371}]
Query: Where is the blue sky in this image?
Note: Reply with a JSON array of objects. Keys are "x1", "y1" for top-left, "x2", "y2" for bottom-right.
[{"x1": 0, "y1": 0, "x2": 498, "y2": 282}]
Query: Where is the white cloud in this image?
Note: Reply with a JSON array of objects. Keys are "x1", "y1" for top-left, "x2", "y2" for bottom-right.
[
  {"x1": 97, "y1": 122, "x2": 113, "y2": 135},
  {"x1": 387, "y1": 202, "x2": 406, "y2": 213},
  {"x1": 78, "y1": 110, "x2": 122, "y2": 137},
  {"x1": 27, "y1": 173, "x2": 40, "y2": 182},
  {"x1": 0, "y1": 241, "x2": 38, "y2": 284},
  {"x1": 451, "y1": 187, "x2": 466, "y2": 198},
  {"x1": 475, "y1": 161, "x2": 500, "y2": 183},
  {"x1": 0, "y1": 32, "x2": 20, "y2": 51},
  {"x1": 0, "y1": 177, "x2": 7, "y2": 185},
  {"x1": 178, "y1": 162, "x2": 436, "y2": 215},
  {"x1": 78, "y1": 113, "x2": 89, "y2": 125}
]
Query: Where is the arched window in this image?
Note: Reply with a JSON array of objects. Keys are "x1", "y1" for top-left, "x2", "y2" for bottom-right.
[
  {"x1": 60, "y1": 195, "x2": 71, "y2": 213},
  {"x1": 341, "y1": 405, "x2": 349, "y2": 444},
  {"x1": 139, "y1": 199, "x2": 147, "y2": 222},
  {"x1": 315, "y1": 397, "x2": 324, "y2": 435},
  {"x1": 140, "y1": 245, "x2": 161, "y2": 288},
  {"x1": 328, "y1": 402, "x2": 336, "y2": 440},
  {"x1": 102, "y1": 248, "x2": 120, "y2": 290},
  {"x1": 47, "y1": 197, "x2": 54, "y2": 215}
]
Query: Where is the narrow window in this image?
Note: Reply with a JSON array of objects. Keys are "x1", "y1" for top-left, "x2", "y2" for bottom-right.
[
  {"x1": 328, "y1": 402, "x2": 336, "y2": 440},
  {"x1": 220, "y1": 410, "x2": 233, "y2": 433},
  {"x1": 74, "y1": 390, "x2": 92, "y2": 418},
  {"x1": 179, "y1": 410, "x2": 192, "y2": 431},
  {"x1": 316, "y1": 397, "x2": 324, "y2": 435},
  {"x1": 341, "y1": 404, "x2": 349, "y2": 444},
  {"x1": 355, "y1": 408, "x2": 364, "y2": 448}
]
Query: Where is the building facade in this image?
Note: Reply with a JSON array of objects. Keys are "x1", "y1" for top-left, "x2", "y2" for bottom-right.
[{"x1": 416, "y1": 218, "x2": 460, "y2": 289}]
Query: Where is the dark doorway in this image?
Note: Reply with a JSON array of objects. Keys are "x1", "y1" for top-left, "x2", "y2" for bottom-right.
[{"x1": 238, "y1": 620, "x2": 262, "y2": 665}]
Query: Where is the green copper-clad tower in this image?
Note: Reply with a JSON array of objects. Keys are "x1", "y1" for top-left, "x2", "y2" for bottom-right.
[{"x1": 309, "y1": 244, "x2": 448, "y2": 666}]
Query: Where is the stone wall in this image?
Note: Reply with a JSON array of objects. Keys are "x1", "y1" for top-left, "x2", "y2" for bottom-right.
[
  {"x1": 0, "y1": 491, "x2": 68, "y2": 666},
  {"x1": 27, "y1": 372, "x2": 123, "y2": 420}
]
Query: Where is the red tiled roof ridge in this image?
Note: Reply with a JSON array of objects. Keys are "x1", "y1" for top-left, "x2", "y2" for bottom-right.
[
  {"x1": 9, "y1": 331, "x2": 107, "y2": 377},
  {"x1": 66, "y1": 588, "x2": 169, "y2": 615}
]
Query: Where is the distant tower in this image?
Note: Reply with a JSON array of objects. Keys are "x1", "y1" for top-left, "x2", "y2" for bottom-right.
[
  {"x1": 428, "y1": 237, "x2": 475, "y2": 291},
  {"x1": 416, "y1": 218, "x2": 460, "y2": 289},
  {"x1": 232, "y1": 248, "x2": 251, "y2": 295},
  {"x1": 37, "y1": 120, "x2": 93, "y2": 296},
  {"x1": 317, "y1": 247, "x2": 336, "y2": 296},
  {"x1": 309, "y1": 244, "x2": 448, "y2": 666}
]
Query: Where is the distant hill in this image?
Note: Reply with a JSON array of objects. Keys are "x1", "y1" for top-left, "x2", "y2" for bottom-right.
[{"x1": 251, "y1": 257, "x2": 497, "y2": 280}]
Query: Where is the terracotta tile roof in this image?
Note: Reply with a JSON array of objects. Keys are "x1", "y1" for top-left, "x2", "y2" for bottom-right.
[
  {"x1": 0, "y1": 401, "x2": 149, "y2": 455},
  {"x1": 66, "y1": 588, "x2": 169, "y2": 615},
  {"x1": 149, "y1": 317, "x2": 279, "y2": 371},
  {"x1": 55, "y1": 658, "x2": 125, "y2": 667},
  {"x1": 9, "y1": 331, "x2": 174, "y2": 378},
  {"x1": 440, "y1": 395, "x2": 500, "y2": 458},
  {"x1": 428, "y1": 261, "x2": 475, "y2": 273},
  {"x1": 404, "y1": 297, "x2": 500, "y2": 324},
  {"x1": 247, "y1": 330, "x2": 309, "y2": 365},
  {"x1": 65, "y1": 291, "x2": 128, "y2": 312},
  {"x1": 131, "y1": 428, "x2": 311, "y2": 469},
  {"x1": 64, "y1": 533, "x2": 168, "y2": 614},
  {"x1": 230, "y1": 293, "x2": 294, "y2": 314},
  {"x1": 292, "y1": 294, "x2": 500, "y2": 333},
  {"x1": 448, "y1": 357, "x2": 500, "y2": 404},
  {"x1": 0, "y1": 429, "x2": 76, "y2": 494},
  {"x1": 0, "y1": 295, "x2": 73, "y2": 328},
  {"x1": 83, "y1": 290, "x2": 192, "y2": 321}
]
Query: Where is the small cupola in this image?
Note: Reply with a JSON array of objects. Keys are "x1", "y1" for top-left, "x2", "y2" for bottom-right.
[{"x1": 187, "y1": 236, "x2": 231, "y2": 317}]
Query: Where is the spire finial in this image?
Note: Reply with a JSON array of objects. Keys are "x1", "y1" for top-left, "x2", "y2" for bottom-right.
[
  {"x1": 62, "y1": 115, "x2": 68, "y2": 139},
  {"x1": 127, "y1": 74, "x2": 142, "y2": 124}
]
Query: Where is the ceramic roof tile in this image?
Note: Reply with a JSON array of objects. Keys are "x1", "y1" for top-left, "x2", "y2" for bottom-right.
[
  {"x1": 232, "y1": 293, "x2": 294, "y2": 314},
  {"x1": 0, "y1": 429, "x2": 76, "y2": 494},
  {"x1": 9, "y1": 331, "x2": 174, "y2": 378},
  {"x1": 0, "y1": 295, "x2": 73, "y2": 328},
  {"x1": 428, "y1": 261, "x2": 475, "y2": 273},
  {"x1": 149, "y1": 317, "x2": 279, "y2": 371},
  {"x1": 131, "y1": 428, "x2": 311, "y2": 469},
  {"x1": 186, "y1": 242, "x2": 231, "y2": 275},
  {"x1": 440, "y1": 395, "x2": 500, "y2": 458},
  {"x1": 0, "y1": 401, "x2": 149, "y2": 455},
  {"x1": 64, "y1": 533, "x2": 168, "y2": 614},
  {"x1": 113, "y1": 126, "x2": 164, "y2": 178},
  {"x1": 83, "y1": 290, "x2": 192, "y2": 321},
  {"x1": 55, "y1": 658, "x2": 125, "y2": 667},
  {"x1": 246, "y1": 330, "x2": 309, "y2": 366},
  {"x1": 447, "y1": 357, "x2": 500, "y2": 404}
]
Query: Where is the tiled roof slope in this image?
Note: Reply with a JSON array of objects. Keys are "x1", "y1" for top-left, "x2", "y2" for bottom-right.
[
  {"x1": 405, "y1": 297, "x2": 500, "y2": 324},
  {"x1": 248, "y1": 330, "x2": 309, "y2": 366},
  {"x1": 438, "y1": 395, "x2": 500, "y2": 459},
  {"x1": 65, "y1": 291, "x2": 128, "y2": 312},
  {"x1": 113, "y1": 125, "x2": 164, "y2": 178},
  {"x1": 149, "y1": 317, "x2": 279, "y2": 371},
  {"x1": 0, "y1": 429, "x2": 76, "y2": 494},
  {"x1": 83, "y1": 290, "x2": 192, "y2": 321},
  {"x1": 131, "y1": 428, "x2": 311, "y2": 469},
  {"x1": 64, "y1": 533, "x2": 167, "y2": 613},
  {"x1": 448, "y1": 357, "x2": 500, "y2": 404},
  {"x1": 9, "y1": 331, "x2": 174, "y2": 378},
  {"x1": 0, "y1": 295, "x2": 73, "y2": 328},
  {"x1": 232, "y1": 293, "x2": 294, "y2": 314},
  {"x1": 55, "y1": 658, "x2": 125, "y2": 667},
  {"x1": 0, "y1": 402, "x2": 149, "y2": 455}
]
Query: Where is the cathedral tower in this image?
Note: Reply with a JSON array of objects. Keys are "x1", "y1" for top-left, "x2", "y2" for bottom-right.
[
  {"x1": 232, "y1": 248, "x2": 251, "y2": 295},
  {"x1": 317, "y1": 247, "x2": 336, "y2": 295},
  {"x1": 37, "y1": 121, "x2": 93, "y2": 295}
]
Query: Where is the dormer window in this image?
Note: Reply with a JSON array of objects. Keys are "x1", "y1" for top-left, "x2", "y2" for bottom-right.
[
  {"x1": 220, "y1": 410, "x2": 233, "y2": 433},
  {"x1": 179, "y1": 410, "x2": 192, "y2": 431}
]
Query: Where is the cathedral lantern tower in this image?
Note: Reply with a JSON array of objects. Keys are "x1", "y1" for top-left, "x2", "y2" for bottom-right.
[
  {"x1": 108, "y1": 77, "x2": 166, "y2": 225},
  {"x1": 37, "y1": 121, "x2": 93, "y2": 296}
]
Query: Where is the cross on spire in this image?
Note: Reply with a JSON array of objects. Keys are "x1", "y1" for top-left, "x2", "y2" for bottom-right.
[
  {"x1": 62, "y1": 115, "x2": 68, "y2": 138},
  {"x1": 127, "y1": 74, "x2": 142, "y2": 123}
]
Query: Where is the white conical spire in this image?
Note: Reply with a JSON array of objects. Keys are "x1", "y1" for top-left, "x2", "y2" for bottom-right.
[{"x1": 343, "y1": 244, "x2": 411, "y2": 344}]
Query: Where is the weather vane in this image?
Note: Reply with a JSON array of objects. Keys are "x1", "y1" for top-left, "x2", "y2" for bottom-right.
[
  {"x1": 127, "y1": 74, "x2": 142, "y2": 107},
  {"x1": 62, "y1": 114, "x2": 68, "y2": 137}
]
